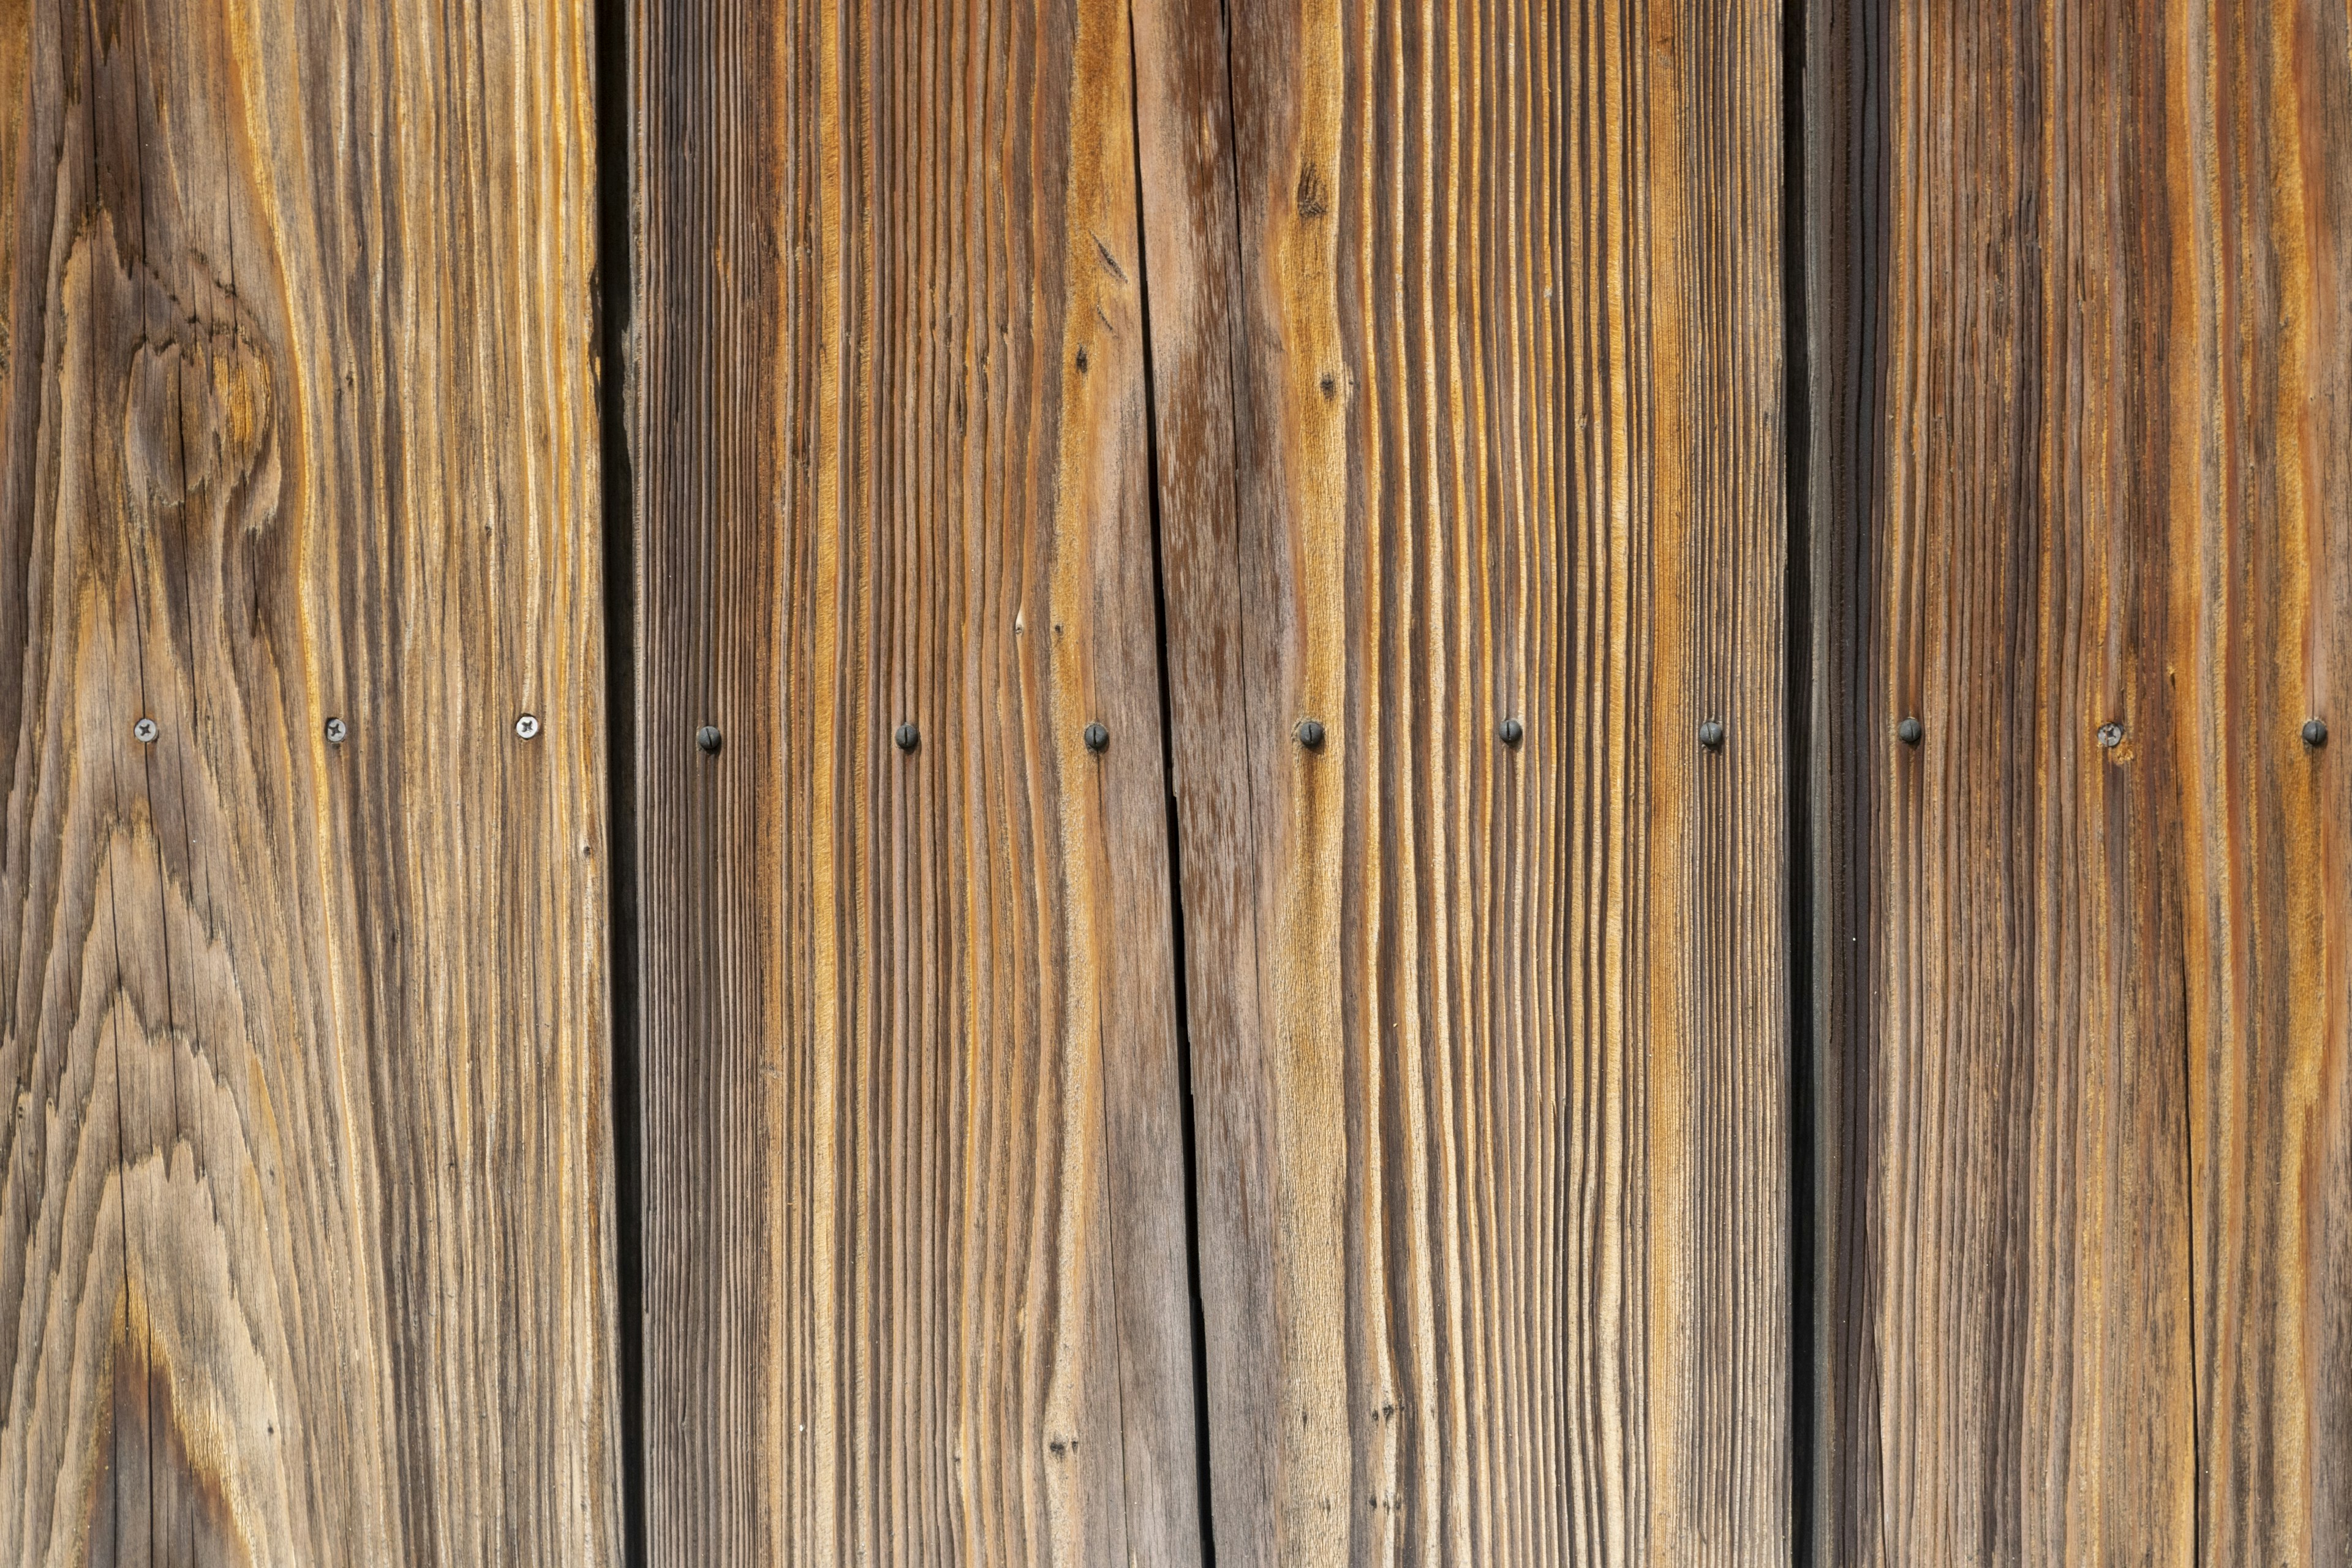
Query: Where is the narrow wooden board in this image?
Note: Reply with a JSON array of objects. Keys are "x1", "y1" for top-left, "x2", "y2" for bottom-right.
[
  {"x1": 1133, "y1": 0, "x2": 1793, "y2": 1559},
  {"x1": 627, "y1": 0, "x2": 1204, "y2": 1559},
  {"x1": 1803, "y1": 0, "x2": 2351, "y2": 1559},
  {"x1": 0, "y1": 0, "x2": 621, "y2": 1561}
]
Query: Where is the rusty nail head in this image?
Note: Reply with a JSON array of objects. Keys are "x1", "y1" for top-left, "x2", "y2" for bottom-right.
[
  {"x1": 1698, "y1": 718, "x2": 1726, "y2": 752},
  {"x1": 1499, "y1": 717, "x2": 1525, "y2": 747},
  {"x1": 895, "y1": 722, "x2": 919, "y2": 753},
  {"x1": 1296, "y1": 718, "x2": 1327, "y2": 751},
  {"x1": 133, "y1": 718, "x2": 158, "y2": 744},
  {"x1": 2096, "y1": 722, "x2": 2124, "y2": 749},
  {"x1": 696, "y1": 725, "x2": 723, "y2": 755},
  {"x1": 1083, "y1": 722, "x2": 1110, "y2": 753},
  {"x1": 1897, "y1": 716, "x2": 1924, "y2": 747},
  {"x1": 2305, "y1": 718, "x2": 2329, "y2": 748},
  {"x1": 515, "y1": 714, "x2": 541, "y2": 741},
  {"x1": 325, "y1": 717, "x2": 349, "y2": 745}
]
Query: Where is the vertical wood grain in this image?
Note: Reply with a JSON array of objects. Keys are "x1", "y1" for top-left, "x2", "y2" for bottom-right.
[
  {"x1": 0, "y1": 0, "x2": 621, "y2": 1561},
  {"x1": 627, "y1": 0, "x2": 1204, "y2": 1560},
  {"x1": 1133, "y1": 0, "x2": 1792, "y2": 1559},
  {"x1": 1804, "y1": 0, "x2": 2351, "y2": 1559},
  {"x1": 2173, "y1": 0, "x2": 2352, "y2": 1553}
]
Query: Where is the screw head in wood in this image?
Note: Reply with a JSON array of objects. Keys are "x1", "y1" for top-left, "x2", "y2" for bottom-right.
[
  {"x1": 1897, "y1": 716, "x2": 1924, "y2": 747},
  {"x1": 132, "y1": 717, "x2": 158, "y2": 744},
  {"x1": 2096, "y1": 721, "x2": 2124, "y2": 750},
  {"x1": 894, "y1": 722, "x2": 919, "y2": 753},
  {"x1": 325, "y1": 717, "x2": 349, "y2": 745},
  {"x1": 696, "y1": 725, "x2": 723, "y2": 755},
  {"x1": 514, "y1": 713, "x2": 541, "y2": 741},
  {"x1": 2305, "y1": 717, "x2": 2329, "y2": 748},
  {"x1": 1295, "y1": 718, "x2": 1327, "y2": 751},
  {"x1": 1698, "y1": 718, "x2": 1725, "y2": 752},
  {"x1": 1083, "y1": 722, "x2": 1110, "y2": 753},
  {"x1": 1498, "y1": 717, "x2": 1524, "y2": 747}
]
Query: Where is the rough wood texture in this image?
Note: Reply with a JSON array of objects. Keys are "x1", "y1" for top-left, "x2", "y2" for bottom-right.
[
  {"x1": 0, "y1": 0, "x2": 620, "y2": 1561},
  {"x1": 1133, "y1": 0, "x2": 1792, "y2": 1559},
  {"x1": 1803, "y1": 0, "x2": 2351, "y2": 1559},
  {"x1": 628, "y1": 0, "x2": 1205, "y2": 1560}
]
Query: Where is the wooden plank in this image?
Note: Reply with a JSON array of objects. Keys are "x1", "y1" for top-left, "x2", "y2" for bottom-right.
[
  {"x1": 2180, "y1": 6, "x2": 2352, "y2": 1551},
  {"x1": 1133, "y1": 0, "x2": 1793, "y2": 1559},
  {"x1": 1800, "y1": 4, "x2": 2198, "y2": 1558},
  {"x1": 1802, "y1": 0, "x2": 2352, "y2": 1558},
  {"x1": 627, "y1": 0, "x2": 1205, "y2": 1559},
  {"x1": 0, "y1": 0, "x2": 621, "y2": 1560}
]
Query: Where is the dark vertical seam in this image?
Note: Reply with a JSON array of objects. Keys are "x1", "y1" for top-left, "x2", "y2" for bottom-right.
[
  {"x1": 1781, "y1": 0, "x2": 1818, "y2": 1560},
  {"x1": 591, "y1": 0, "x2": 646, "y2": 1553},
  {"x1": 1123, "y1": 6, "x2": 1216, "y2": 1561}
]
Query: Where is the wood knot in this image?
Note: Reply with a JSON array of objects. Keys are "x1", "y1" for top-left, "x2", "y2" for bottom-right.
[
  {"x1": 125, "y1": 326, "x2": 276, "y2": 510},
  {"x1": 1295, "y1": 165, "x2": 1330, "y2": 219}
]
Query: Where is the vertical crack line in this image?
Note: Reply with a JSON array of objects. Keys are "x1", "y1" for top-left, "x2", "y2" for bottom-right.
[
  {"x1": 591, "y1": 0, "x2": 647, "y2": 1556},
  {"x1": 1125, "y1": 6, "x2": 1217, "y2": 1561},
  {"x1": 1779, "y1": 0, "x2": 1819, "y2": 1559}
]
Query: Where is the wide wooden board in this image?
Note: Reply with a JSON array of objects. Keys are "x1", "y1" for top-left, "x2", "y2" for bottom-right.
[
  {"x1": 1802, "y1": 0, "x2": 2351, "y2": 1559},
  {"x1": 1133, "y1": 0, "x2": 1793, "y2": 1559},
  {"x1": 0, "y1": 0, "x2": 620, "y2": 1561},
  {"x1": 627, "y1": 0, "x2": 1205, "y2": 1560}
]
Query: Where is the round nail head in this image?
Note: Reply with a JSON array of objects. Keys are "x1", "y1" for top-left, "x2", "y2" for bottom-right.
[
  {"x1": 895, "y1": 722, "x2": 919, "y2": 753},
  {"x1": 1296, "y1": 718, "x2": 1327, "y2": 751},
  {"x1": 132, "y1": 717, "x2": 159, "y2": 744},
  {"x1": 2096, "y1": 722, "x2": 2124, "y2": 749},
  {"x1": 696, "y1": 725, "x2": 723, "y2": 755},
  {"x1": 2305, "y1": 717, "x2": 2329, "y2": 748},
  {"x1": 515, "y1": 714, "x2": 541, "y2": 741},
  {"x1": 1698, "y1": 718, "x2": 1726, "y2": 752},
  {"x1": 1499, "y1": 717, "x2": 1525, "y2": 747},
  {"x1": 325, "y1": 717, "x2": 349, "y2": 745},
  {"x1": 1083, "y1": 722, "x2": 1110, "y2": 754},
  {"x1": 1897, "y1": 716, "x2": 1924, "y2": 747}
]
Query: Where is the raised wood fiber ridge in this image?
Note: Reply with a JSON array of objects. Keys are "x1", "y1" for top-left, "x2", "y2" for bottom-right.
[
  {"x1": 627, "y1": 0, "x2": 1203, "y2": 1558},
  {"x1": 1804, "y1": 0, "x2": 2352, "y2": 1559},
  {"x1": 1132, "y1": 0, "x2": 1792, "y2": 1559},
  {"x1": 0, "y1": 0, "x2": 621, "y2": 1561}
]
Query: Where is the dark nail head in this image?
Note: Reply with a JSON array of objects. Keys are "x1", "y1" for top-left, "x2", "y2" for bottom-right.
[
  {"x1": 325, "y1": 717, "x2": 349, "y2": 745},
  {"x1": 696, "y1": 725, "x2": 723, "y2": 755},
  {"x1": 1296, "y1": 718, "x2": 1327, "y2": 751},
  {"x1": 1698, "y1": 718, "x2": 1725, "y2": 752},
  {"x1": 1498, "y1": 717, "x2": 1524, "y2": 747},
  {"x1": 895, "y1": 722, "x2": 919, "y2": 753},
  {"x1": 2304, "y1": 718, "x2": 2329, "y2": 748},
  {"x1": 1897, "y1": 716, "x2": 1924, "y2": 747},
  {"x1": 1083, "y1": 722, "x2": 1110, "y2": 753}
]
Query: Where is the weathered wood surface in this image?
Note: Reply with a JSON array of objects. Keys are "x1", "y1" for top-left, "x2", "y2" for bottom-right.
[
  {"x1": 627, "y1": 0, "x2": 1204, "y2": 1560},
  {"x1": 1803, "y1": 0, "x2": 2351, "y2": 1560},
  {"x1": 1133, "y1": 0, "x2": 1792, "y2": 1559},
  {"x1": 0, "y1": 0, "x2": 620, "y2": 1561}
]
